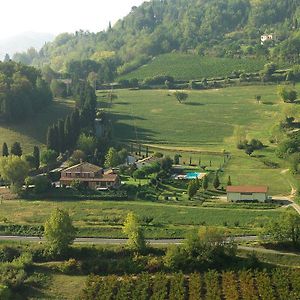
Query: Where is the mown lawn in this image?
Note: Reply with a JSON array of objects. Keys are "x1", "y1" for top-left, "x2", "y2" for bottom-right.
[
  {"x1": 0, "y1": 199, "x2": 288, "y2": 237},
  {"x1": 118, "y1": 53, "x2": 267, "y2": 80},
  {"x1": 0, "y1": 99, "x2": 73, "y2": 153}
]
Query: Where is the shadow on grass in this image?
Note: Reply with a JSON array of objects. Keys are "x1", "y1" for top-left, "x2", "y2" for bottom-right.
[{"x1": 184, "y1": 102, "x2": 205, "y2": 106}]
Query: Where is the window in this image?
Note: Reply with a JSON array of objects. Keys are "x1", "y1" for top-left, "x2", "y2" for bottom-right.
[{"x1": 241, "y1": 192, "x2": 253, "y2": 196}]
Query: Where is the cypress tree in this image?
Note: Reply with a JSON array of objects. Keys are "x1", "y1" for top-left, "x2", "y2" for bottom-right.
[
  {"x1": 213, "y1": 173, "x2": 220, "y2": 189},
  {"x1": 11, "y1": 142, "x2": 22, "y2": 157},
  {"x1": 47, "y1": 126, "x2": 58, "y2": 152},
  {"x1": 57, "y1": 119, "x2": 65, "y2": 153},
  {"x1": 33, "y1": 146, "x2": 40, "y2": 170},
  {"x1": 227, "y1": 176, "x2": 232, "y2": 186},
  {"x1": 202, "y1": 175, "x2": 208, "y2": 191},
  {"x1": 64, "y1": 115, "x2": 72, "y2": 150},
  {"x1": 2, "y1": 142, "x2": 8, "y2": 157},
  {"x1": 70, "y1": 109, "x2": 80, "y2": 146}
]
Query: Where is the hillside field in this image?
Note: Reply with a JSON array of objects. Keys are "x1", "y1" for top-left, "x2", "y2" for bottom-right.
[
  {"x1": 98, "y1": 85, "x2": 300, "y2": 195},
  {"x1": 118, "y1": 53, "x2": 267, "y2": 80},
  {"x1": 0, "y1": 100, "x2": 73, "y2": 153}
]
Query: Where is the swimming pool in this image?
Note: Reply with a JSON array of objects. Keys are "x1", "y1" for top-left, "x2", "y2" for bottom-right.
[{"x1": 185, "y1": 172, "x2": 202, "y2": 179}]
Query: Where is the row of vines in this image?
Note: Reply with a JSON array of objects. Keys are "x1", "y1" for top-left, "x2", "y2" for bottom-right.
[{"x1": 80, "y1": 269, "x2": 300, "y2": 300}]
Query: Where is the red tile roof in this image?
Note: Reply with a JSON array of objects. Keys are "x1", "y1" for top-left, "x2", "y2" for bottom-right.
[{"x1": 226, "y1": 185, "x2": 268, "y2": 193}]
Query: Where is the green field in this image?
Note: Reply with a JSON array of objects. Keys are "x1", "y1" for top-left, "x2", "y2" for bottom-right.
[
  {"x1": 0, "y1": 199, "x2": 288, "y2": 237},
  {"x1": 0, "y1": 100, "x2": 73, "y2": 153},
  {"x1": 119, "y1": 53, "x2": 267, "y2": 80},
  {"x1": 98, "y1": 85, "x2": 300, "y2": 195},
  {"x1": 101, "y1": 86, "x2": 287, "y2": 150}
]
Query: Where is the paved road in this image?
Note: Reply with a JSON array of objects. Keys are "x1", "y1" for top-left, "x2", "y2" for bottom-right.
[{"x1": 0, "y1": 235, "x2": 259, "y2": 245}]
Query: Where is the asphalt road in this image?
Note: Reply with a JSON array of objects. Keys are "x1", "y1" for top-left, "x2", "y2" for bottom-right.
[{"x1": 0, "y1": 235, "x2": 259, "y2": 245}]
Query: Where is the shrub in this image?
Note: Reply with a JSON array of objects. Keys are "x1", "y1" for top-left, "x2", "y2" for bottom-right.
[{"x1": 58, "y1": 258, "x2": 82, "y2": 275}]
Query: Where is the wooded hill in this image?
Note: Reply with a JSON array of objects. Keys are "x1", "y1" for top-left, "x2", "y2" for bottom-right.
[{"x1": 13, "y1": 0, "x2": 300, "y2": 80}]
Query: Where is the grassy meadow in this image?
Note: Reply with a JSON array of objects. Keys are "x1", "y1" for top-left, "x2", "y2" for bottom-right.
[
  {"x1": 0, "y1": 100, "x2": 73, "y2": 153},
  {"x1": 98, "y1": 84, "x2": 300, "y2": 195},
  {"x1": 0, "y1": 199, "x2": 288, "y2": 237},
  {"x1": 119, "y1": 53, "x2": 267, "y2": 80}
]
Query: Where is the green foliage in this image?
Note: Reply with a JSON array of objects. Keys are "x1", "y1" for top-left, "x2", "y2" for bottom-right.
[
  {"x1": 202, "y1": 175, "x2": 208, "y2": 191},
  {"x1": 44, "y1": 208, "x2": 76, "y2": 255},
  {"x1": 187, "y1": 180, "x2": 198, "y2": 199},
  {"x1": 104, "y1": 147, "x2": 120, "y2": 168},
  {"x1": 265, "y1": 212, "x2": 300, "y2": 246},
  {"x1": 41, "y1": 149, "x2": 58, "y2": 168},
  {"x1": 123, "y1": 212, "x2": 146, "y2": 252},
  {"x1": 10, "y1": 142, "x2": 22, "y2": 157},
  {"x1": 76, "y1": 134, "x2": 97, "y2": 156},
  {"x1": 278, "y1": 86, "x2": 298, "y2": 103},
  {"x1": 2, "y1": 143, "x2": 8, "y2": 157},
  {"x1": 0, "y1": 61, "x2": 52, "y2": 123},
  {"x1": 0, "y1": 156, "x2": 29, "y2": 192},
  {"x1": 213, "y1": 173, "x2": 220, "y2": 189},
  {"x1": 174, "y1": 91, "x2": 188, "y2": 103}
]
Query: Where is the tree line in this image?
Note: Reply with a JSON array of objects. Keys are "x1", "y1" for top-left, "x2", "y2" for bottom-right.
[
  {"x1": 0, "y1": 61, "x2": 52, "y2": 122},
  {"x1": 46, "y1": 80, "x2": 97, "y2": 154}
]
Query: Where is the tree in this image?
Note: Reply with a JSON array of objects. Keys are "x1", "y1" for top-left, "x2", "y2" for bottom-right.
[
  {"x1": 160, "y1": 156, "x2": 173, "y2": 172},
  {"x1": 105, "y1": 147, "x2": 120, "y2": 168},
  {"x1": 44, "y1": 208, "x2": 76, "y2": 255},
  {"x1": 0, "y1": 156, "x2": 29, "y2": 192},
  {"x1": 188, "y1": 180, "x2": 198, "y2": 199},
  {"x1": 33, "y1": 146, "x2": 40, "y2": 170},
  {"x1": 255, "y1": 95, "x2": 261, "y2": 104},
  {"x1": 174, "y1": 91, "x2": 188, "y2": 103},
  {"x1": 213, "y1": 173, "x2": 220, "y2": 189},
  {"x1": 2, "y1": 143, "x2": 8, "y2": 157},
  {"x1": 70, "y1": 150, "x2": 86, "y2": 164},
  {"x1": 202, "y1": 175, "x2": 208, "y2": 191},
  {"x1": 10, "y1": 142, "x2": 22, "y2": 157},
  {"x1": 24, "y1": 154, "x2": 36, "y2": 169},
  {"x1": 265, "y1": 212, "x2": 300, "y2": 246},
  {"x1": 278, "y1": 87, "x2": 298, "y2": 103},
  {"x1": 227, "y1": 176, "x2": 232, "y2": 186},
  {"x1": 123, "y1": 212, "x2": 146, "y2": 252},
  {"x1": 3, "y1": 54, "x2": 10, "y2": 62},
  {"x1": 133, "y1": 169, "x2": 146, "y2": 181},
  {"x1": 47, "y1": 126, "x2": 59, "y2": 152},
  {"x1": 245, "y1": 145, "x2": 254, "y2": 156},
  {"x1": 174, "y1": 154, "x2": 180, "y2": 165},
  {"x1": 77, "y1": 134, "x2": 96, "y2": 156},
  {"x1": 41, "y1": 149, "x2": 58, "y2": 170}
]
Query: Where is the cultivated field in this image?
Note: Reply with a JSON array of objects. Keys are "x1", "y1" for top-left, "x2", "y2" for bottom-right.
[
  {"x1": 0, "y1": 199, "x2": 288, "y2": 237},
  {"x1": 119, "y1": 53, "x2": 267, "y2": 80},
  {"x1": 0, "y1": 100, "x2": 73, "y2": 153}
]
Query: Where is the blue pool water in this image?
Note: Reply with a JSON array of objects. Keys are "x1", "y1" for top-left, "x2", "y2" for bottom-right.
[{"x1": 185, "y1": 172, "x2": 201, "y2": 179}]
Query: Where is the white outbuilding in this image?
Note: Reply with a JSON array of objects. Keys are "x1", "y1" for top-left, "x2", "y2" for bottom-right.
[{"x1": 226, "y1": 185, "x2": 269, "y2": 203}]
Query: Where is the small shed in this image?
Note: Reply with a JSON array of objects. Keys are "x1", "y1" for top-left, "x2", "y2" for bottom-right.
[{"x1": 226, "y1": 185, "x2": 269, "y2": 203}]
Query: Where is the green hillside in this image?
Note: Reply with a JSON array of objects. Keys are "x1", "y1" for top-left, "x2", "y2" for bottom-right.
[
  {"x1": 119, "y1": 53, "x2": 267, "y2": 80},
  {"x1": 13, "y1": 0, "x2": 299, "y2": 78},
  {"x1": 98, "y1": 84, "x2": 300, "y2": 195},
  {"x1": 0, "y1": 100, "x2": 73, "y2": 153}
]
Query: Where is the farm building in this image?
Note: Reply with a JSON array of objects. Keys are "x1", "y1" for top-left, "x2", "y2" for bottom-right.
[
  {"x1": 60, "y1": 162, "x2": 121, "y2": 190},
  {"x1": 226, "y1": 185, "x2": 269, "y2": 202}
]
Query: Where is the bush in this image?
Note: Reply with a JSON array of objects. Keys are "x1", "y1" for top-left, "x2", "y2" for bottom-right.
[
  {"x1": 0, "y1": 247, "x2": 20, "y2": 263},
  {"x1": 58, "y1": 258, "x2": 82, "y2": 275}
]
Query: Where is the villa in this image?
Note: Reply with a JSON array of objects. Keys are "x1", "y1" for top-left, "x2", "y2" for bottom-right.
[{"x1": 60, "y1": 162, "x2": 121, "y2": 190}]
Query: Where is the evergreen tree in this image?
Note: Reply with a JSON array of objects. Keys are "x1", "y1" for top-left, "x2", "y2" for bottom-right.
[
  {"x1": 188, "y1": 180, "x2": 198, "y2": 199},
  {"x1": 2, "y1": 143, "x2": 8, "y2": 157},
  {"x1": 227, "y1": 176, "x2": 232, "y2": 186},
  {"x1": 33, "y1": 146, "x2": 40, "y2": 170},
  {"x1": 213, "y1": 173, "x2": 220, "y2": 189},
  {"x1": 11, "y1": 142, "x2": 22, "y2": 157},
  {"x1": 64, "y1": 115, "x2": 72, "y2": 150},
  {"x1": 57, "y1": 119, "x2": 65, "y2": 153},
  {"x1": 71, "y1": 108, "x2": 80, "y2": 145},
  {"x1": 47, "y1": 126, "x2": 59, "y2": 152},
  {"x1": 202, "y1": 175, "x2": 208, "y2": 191}
]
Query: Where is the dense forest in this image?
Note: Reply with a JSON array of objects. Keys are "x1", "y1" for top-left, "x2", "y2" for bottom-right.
[
  {"x1": 0, "y1": 61, "x2": 52, "y2": 122},
  {"x1": 11, "y1": 0, "x2": 300, "y2": 81}
]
